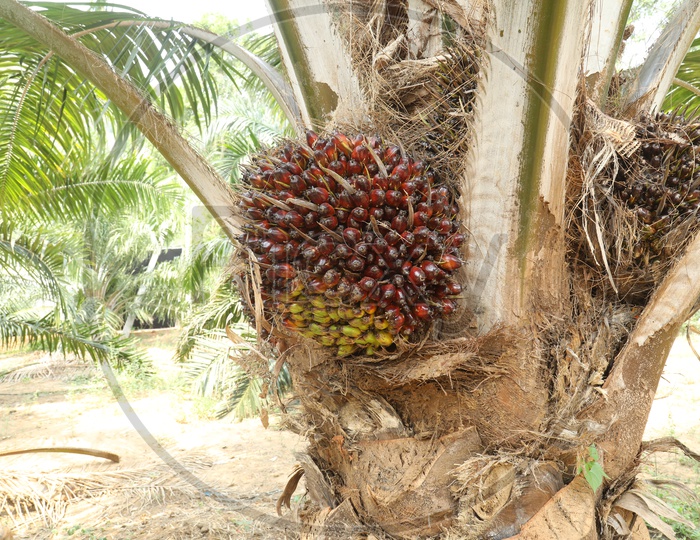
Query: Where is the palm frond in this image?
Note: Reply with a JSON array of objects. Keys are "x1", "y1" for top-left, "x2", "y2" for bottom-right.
[
  {"x1": 175, "y1": 279, "x2": 243, "y2": 362},
  {"x1": 664, "y1": 35, "x2": 700, "y2": 113},
  {"x1": 0, "y1": 310, "x2": 146, "y2": 369}
]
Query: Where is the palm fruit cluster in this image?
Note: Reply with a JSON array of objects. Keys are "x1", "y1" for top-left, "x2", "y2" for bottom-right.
[
  {"x1": 236, "y1": 130, "x2": 464, "y2": 357},
  {"x1": 614, "y1": 112, "x2": 700, "y2": 262}
]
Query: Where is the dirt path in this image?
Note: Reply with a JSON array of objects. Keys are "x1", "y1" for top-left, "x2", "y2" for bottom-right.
[
  {"x1": 0, "y1": 333, "x2": 306, "y2": 539},
  {"x1": 0, "y1": 331, "x2": 699, "y2": 539}
]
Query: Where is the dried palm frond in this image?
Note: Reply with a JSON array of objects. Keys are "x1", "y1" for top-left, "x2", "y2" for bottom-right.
[{"x1": 0, "y1": 454, "x2": 211, "y2": 526}]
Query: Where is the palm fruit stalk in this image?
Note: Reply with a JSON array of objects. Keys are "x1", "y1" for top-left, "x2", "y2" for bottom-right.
[{"x1": 235, "y1": 130, "x2": 464, "y2": 357}]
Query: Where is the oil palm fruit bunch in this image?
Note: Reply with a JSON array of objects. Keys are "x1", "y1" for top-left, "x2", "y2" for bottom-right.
[
  {"x1": 614, "y1": 112, "x2": 700, "y2": 262},
  {"x1": 236, "y1": 130, "x2": 465, "y2": 357}
]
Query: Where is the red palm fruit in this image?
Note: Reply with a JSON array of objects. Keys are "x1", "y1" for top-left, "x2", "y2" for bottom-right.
[
  {"x1": 359, "y1": 276, "x2": 376, "y2": 291},
  {"x1": 408, "y1": 266, "x2": 427, "y2": 286},
  {"x1": 381, "y1": 283, "x2": 396, "y2": 300},
  {"x1": 259, "y1": 238, "x2": 274, "y2": 252},
  {"x1": 435, "y1": 186, "x2": 449, "y2": 199},
  {"x1": 336, "y1": 278, "x2": 353, "y2": 297},
  {"x1": 401, "y1": 180, "x2": 417, "y2": 195},
  {"x1": 370, "y1": 208, "x2": 384, "y2": 220},
  {"x1": 353, "y1": 176, "x2": 371, "y2": 192},
  {"x1": 248, "y1": 174, "x2": 266, "y2": 189},
  {"x1": 385, "y1": 246, "x2": 399, "y2": 261},
  {"x1": 284, "y1": 160, "x2": 303, "y2": 175},
  {"x1": 384, "y1": 206, "x2": 398, "y2": 220},
  {"x1": 323, "y1": 142, "x2": 337, "y2": 160},
  {"x1": 283, "y1": 211, "x2": 304, "y2": 228},
  {"x1": 352, "y1": 144, "x2": 370, "y2": 162},
  {"x1": 352, "y1": 191, "x2": 370, "y2": 208},
  {"x1": 416, "y1": 202, "x2": 433, "y2": 216},
  {"x1": 365, "y1": 265, "x2": 383, "y2": 279},
  {"x1": 390, "y1": 274, "x2": 404, "y2": 288},
  {"x1": 308, "y1": 187, "x2": 330, "y2": 204},
  {"x1": 401, "y1": 231, "x2": 415, "y2": 245},
  {"x1": 391, "y1": 214, "x2": 408, "y2": 234},
  {"x1": 369, "y1": 287, "x2": 382, "y2": 301},
  {"x1": 343, "y1": 227, "x2": 362, "y2": 246},
  {"x1": 333, "y1": 132, "x2": 353, "y2": 156},
  {"x1": 356, "y1": 243, "x2": 372, "y2": 257},
  {"x1": 266, "y1": 263, "x2": 296, "y2": 280},
  {"x1": 413, "y1": 303, "x2": 431, "y2": 320},
  {"x1": 414, "y1": 211, "x2": 430, "y2": 227},
  {"x1": 414, "y1": 226, "x2": 430, "y2": 241},
  {"x1": 269, "y1": 244, "x2": 287, "y2": 262},
  {"x1": 384, "y1": 230, "x2": 401, "y2": 245},
  {"x1": 372, "y1": 238, "x2": 388, "y2": 254},
  {"x1": 304, "y1": 212, "x2": 319, "y2": 228},
  {"x1": 369, "y1": 189, "x2": 386, "y2": 206},
  {"x1": 347, "y1": 256, "x2": 365, "y2": 272},
  {"x1": 384, "y1": 145, "x2": 401, "y2": 166},
  {"x1": 351, "y1": 207, "x2": 369, "y2": 222},
  {"x1": 290, "y1": 176, "x2": 307, "y2": 195},
  {"x1": 336, "y1": 209, "x2": 349, "y2": 224},
  {"x1": 302, "y1": 245, "x2": 320, "y2": 261},
  {"x1": 285, "y1": 241, "x2": 300, "y2": 259},
  {"x1": 347, "y1": 159, "x2": 363, "y2": 174},
  {"x1": 440, "y1": 299, "x2": 456, "y2": 315},
  {"x1": 329, "y1": 160, "x2": 346, "y2": 176},
  {"x1": 421, "y1": 260, "x2": 440, "y2": 280},
  {"x1": 372, "y1": 176, "x2": 389, "y2": 191},
  {"x1": 307, "y1": 277, "x2": 329, "y2": 294},
  {"x1": 246, "y1": 208, "x2": 265, "y2": 221},
  {"x1": 347, "y1": 218, "x2": 361, "y2": 229},
  {"x1": 386, "y1": 190, "x2": 402, "y2": 207},
  {"x1": 323, "y1": 268, "x2": 342, "y2": 287},
  {"x1": 350, "y1": 284, "x2": 367, "y2": 303},
  {"x1": 306, "y1": 130, "x2": 318, "y2": 147},
  {"x1": 266, "y1": 207, "x2": 284, "y2": 223},
  {"x1": 413, "y1": 161, "x2": 425, "y2": 174},
  {"x1": 317, "y1": 202, "x2": 335, "y2": 217},
  {"x1": 273, "y1": 169, "x2": 292, "y2": 189},
  {"x1": 446, "y1": 232, "x2": 465, "y2": 248},
  {"x1": 427, "y1": 233, "x2": 441, "y2": 251},
  {"x1": 437, "y1": 219, "x2": 452, "y2": 234},
  {"x1": 333, "y1": 243, "x2": 352, "y2": 259},
  {"x1": 319, "y1": 216, "x2": 339, "y2": 229},
  {"x1": 313, "y1": 150, "x2": 329, "y2": 167},
  {"x1": 317, "y1": 235, "x2": 335, "y2": 256},
  {"x1": 337, "y1": 191, "x2": 353, "y2": 209},
  {"x1": 428, "y1": 216, "x2": 441, "y2": 230},
  {"x1": 410, "y1": 245, "x2": 427, "y2": 260},
  {"x1": 389, "y1": 313, "x2": 405, "y2": 332},
  {"x1": 267, "y1": 227, "x2": 289, "y2": 243},
  {"x1": 432, "y1": 197, "x2": 447, "y2": 214},
  {"x1": 391, "y1": 164, "x2": 410, "y2": 182},
  {"x1": 315, "y1": 257, "x2": 332, "y2": 273},
  {"x1": 446, "y1": 280, "x2": 462, "y2": 295},
  {"x1": 437, "y1": 254, "x2": 462, "y2": 271}
]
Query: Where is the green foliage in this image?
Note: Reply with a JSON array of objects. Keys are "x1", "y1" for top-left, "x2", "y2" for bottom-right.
[
  {"x1": 578, "y1": 445, "x2": 610, "y2": 492},
  {"x1": 664, "y1": 35, "x2": 700, "y2": 114}
]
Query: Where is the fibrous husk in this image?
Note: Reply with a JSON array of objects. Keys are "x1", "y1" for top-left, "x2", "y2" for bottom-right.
[{"x1": 449, "y1": 457, "x2": 566, "y2": 540}]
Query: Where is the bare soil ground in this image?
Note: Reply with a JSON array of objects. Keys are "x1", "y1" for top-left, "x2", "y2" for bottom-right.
[
  {"x1": 0, "y1": 330, "x2": 305, "y2": 539},
  {"x1": 0, "y1": 329, "x2": 698, "y2": 539}
]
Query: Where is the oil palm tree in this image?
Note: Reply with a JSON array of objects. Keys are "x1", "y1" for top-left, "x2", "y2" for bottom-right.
[{"x1": 4, "y1": 0, "x2": 700, "y2": 538}]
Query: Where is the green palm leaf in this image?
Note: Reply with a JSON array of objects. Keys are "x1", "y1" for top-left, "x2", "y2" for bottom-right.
[{"x1": 664, "y1": 36, "x2": 700, "y2": 113}]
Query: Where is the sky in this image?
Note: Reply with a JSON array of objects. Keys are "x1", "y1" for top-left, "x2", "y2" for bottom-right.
[{"x1": 129, "y1": 0, "x2": 269, "y2": 30}]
